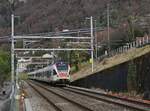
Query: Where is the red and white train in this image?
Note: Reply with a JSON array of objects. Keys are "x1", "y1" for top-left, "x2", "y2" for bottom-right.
[{"x1": 28, "y1": 61, "x2": 70, "y2": 85}]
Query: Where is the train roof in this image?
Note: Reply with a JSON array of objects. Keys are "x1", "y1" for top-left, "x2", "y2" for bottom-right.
[
  {"x1": 28, "y1": 61, "x2": 69, "y2": 75},
  {"x1": 28, "y1": 64, "x2": 55, "y2": 75}
]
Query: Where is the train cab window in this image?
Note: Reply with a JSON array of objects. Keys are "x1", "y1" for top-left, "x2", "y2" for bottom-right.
[
  {"x1": 53, "y1": 70, "x2": 57, "y2": 75},
  {"x1": 56, "y1": 62, "x2": 68, "y2": 71}
]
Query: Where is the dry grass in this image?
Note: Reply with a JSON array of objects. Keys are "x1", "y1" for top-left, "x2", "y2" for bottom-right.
[{"x1": 71, "y1": 45, "x2": 150, "y2": 82}]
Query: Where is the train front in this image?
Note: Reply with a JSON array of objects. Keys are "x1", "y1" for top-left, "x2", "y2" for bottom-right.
[{"x1": 55, "y1": 62, "x2": 70, "y2": 84}]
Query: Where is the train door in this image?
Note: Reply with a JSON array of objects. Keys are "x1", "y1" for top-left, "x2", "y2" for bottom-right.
[
  {"x1": 47, "y1": 70, "x2": 52, "y2": 82},
  {"x1": 52, "y1": 69, "x2": 57, "y2": 81}
]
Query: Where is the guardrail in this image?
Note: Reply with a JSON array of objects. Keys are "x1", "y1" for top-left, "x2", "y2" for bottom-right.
[{"x1": 98, "y1": 35, "x2": 150, "y2": 61}]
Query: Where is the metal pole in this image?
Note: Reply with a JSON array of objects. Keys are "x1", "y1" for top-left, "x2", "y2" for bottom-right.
[
  {"x1": 78, "y1": 31, "x2": 80, "y2": 42},
  {"x1": 14, "y1": 36, "x2": 92, "y2": 39},
  {"x1": 23, "y1": 39, "x2": 25, "y2": 48},
  {"x1": 14, "y1": 48, "x2": 92, "y2": 51},
  {"x1": 53, "y1": 48, "x2": 55, "y2": 63},
  {"x1": 10, "y1": 14, "x2": 15, "y2": 111},
  {"x1": 11, "y1": 14, "x2": 15, "y2": 90},
  {"x1": 16, "y1": 62, "x2": 19, "y2": 85},
  {"x1": 90, "y1": 16, "x2": 94, "y2": 72},
  {"x1": 107, "y1": 4, "x2": 110, "y2": 55}
]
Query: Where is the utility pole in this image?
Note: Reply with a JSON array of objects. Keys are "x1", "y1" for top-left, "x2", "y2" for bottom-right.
[
  {"x1": 107, "y1": 3, "x2": 110, "y2": 55},
  {"x1": 16, "y1": 61, "x2": 19, "y2": 86},
  {"x1": 11, "y1": 14, "x2": 15, "y2": 92},
  {"x1": 90, "y1": 16, "x2": 94, "y2": 72}
]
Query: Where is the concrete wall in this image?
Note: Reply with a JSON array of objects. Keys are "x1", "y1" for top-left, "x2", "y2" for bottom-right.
[
  {"x1": 72, "y1": 52, "x2": 150, "y2": 92},
  {"x1": 72, "y1": 63, "x2": 128, "y2": 92},
  {"x1": 135, "y1": 53, "x2": 150, "y2": 92}
]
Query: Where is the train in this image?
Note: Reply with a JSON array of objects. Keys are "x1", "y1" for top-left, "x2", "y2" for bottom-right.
[{"x1": 28, "y1": 61, "x2": 71, "y2": 85}]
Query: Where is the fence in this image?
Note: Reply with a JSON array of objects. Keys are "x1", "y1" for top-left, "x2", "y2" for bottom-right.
[{"x1": 97, "y1": 35, "x2": 150, "y2": 61}]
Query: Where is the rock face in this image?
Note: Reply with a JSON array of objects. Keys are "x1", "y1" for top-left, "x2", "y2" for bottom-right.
[{"x1": 72, "y1": 52, "x2": 150, "y2": 93}]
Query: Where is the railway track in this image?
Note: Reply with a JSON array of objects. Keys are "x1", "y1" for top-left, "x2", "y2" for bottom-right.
[
  {"x1": 64, "y1": 86, "x2": 150, "y2": 111},
  {"x1": 28, "y1": 81, "x2": 95, "y2": 111},
  {"x1": 27, "y1": 81, "x2": 150, "y2": 111}
]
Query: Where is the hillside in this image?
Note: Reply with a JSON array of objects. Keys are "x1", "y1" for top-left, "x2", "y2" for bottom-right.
[
  {"x1": 0, "y1": 0, "x2": 150, "y2": 36},
  {"x1": 71, "y1": 45, "x2": 150, "y2": 81}
]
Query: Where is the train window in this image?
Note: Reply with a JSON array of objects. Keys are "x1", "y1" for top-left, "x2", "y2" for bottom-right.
[
  {"x1": 45, "y1": 72, "x2": 47, "y2": 76},
  {"x1": 43, "y1": 72, "x2": 46, "y2": 77},
  {"x1": 46, "y1": 71, "x2": 49, "y2": 77},
  {"x1": 44, "y1": 71, "x2": 47, "y2": 77},
  {"x1": 45, "y1": 71, "x2": 47, "y2": 77},
  {"x1": 53, "y1": 70, "x2": 57, "y2": 75},
  {"x1": 56, "y1": 63, "x2": 68, "y2": 71},
  {"x1": 42, "y1": 72, "x2": 44, "y2": 77},
  {"x1": 46, "y1": 71, "x2": 48, "y2": 77},
  {"x1": 49, "y1": 71, "x2": 51, "y2": 77}
]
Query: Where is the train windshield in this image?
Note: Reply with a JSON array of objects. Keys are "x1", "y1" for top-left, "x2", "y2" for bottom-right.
[{"x1": 56, "y1": 62, "x2": 68, "y2": 71}]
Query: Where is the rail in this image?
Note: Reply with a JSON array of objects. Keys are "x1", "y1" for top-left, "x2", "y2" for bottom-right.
[
  {"x1": 27, "y1": 81, "x2": 150, "y2": 111},
  {"x1": 65, "y1": 85, "x2": 150, "y2": 111}
]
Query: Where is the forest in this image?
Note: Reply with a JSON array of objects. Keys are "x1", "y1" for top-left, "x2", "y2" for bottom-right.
[
  {"x1": 0, "y1": 0, "x2": 150, "y2": 84},
  {"x1": 0, "y1": 0, "x2": 150, "y2": 36}
]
